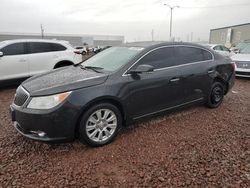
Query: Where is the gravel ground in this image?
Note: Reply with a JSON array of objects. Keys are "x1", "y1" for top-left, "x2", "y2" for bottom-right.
[{"x1": 0, "y1": 79, "x2": 249, "y2": 187}]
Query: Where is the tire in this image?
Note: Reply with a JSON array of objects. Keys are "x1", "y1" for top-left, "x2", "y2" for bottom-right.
[
  {"x1": 206, "y1": 81, "x2": 225, "y2": 108},
  {"x1": 78, "y1": 103, "x2": 122, "y2": 147}
]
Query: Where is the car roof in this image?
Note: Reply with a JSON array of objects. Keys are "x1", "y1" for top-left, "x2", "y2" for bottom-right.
[
  {"x1": 122, "y1": 41, "x2": 211, "y2": 50},
  {"x1": 0, "y1": 39, "x2": 69, "y2": 45}
]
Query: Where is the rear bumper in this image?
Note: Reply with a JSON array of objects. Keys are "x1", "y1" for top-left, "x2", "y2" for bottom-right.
[
  {"x1": 235, "y1": 67, "x2": 250, "y2": 78},
  {"x1": 235, "y1": 71, "x2": 250, "y2": 78},
  {"x1": 227, "y1": 71, "x2": 235, "y2": 93}
]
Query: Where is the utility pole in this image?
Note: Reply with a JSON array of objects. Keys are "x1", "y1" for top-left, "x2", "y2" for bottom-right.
[
  {"x1": 151, "y1": 29, "x2": 154, "y2": 41},
  {"x1": 40, "y1": 24, "x2": 44, "y2": 39},
  {"x1": 191, "y1": 32, "x2": 193, "y2": 42},
  {"x1": 164, "y1": 4, "x2": 180, "y2": 41}
]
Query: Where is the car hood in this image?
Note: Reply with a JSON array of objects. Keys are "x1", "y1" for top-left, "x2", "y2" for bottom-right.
[
  {"x1": 22, "y1": 66, "x2": 108, "y2": 96},
  {"x1": 231, "y1": 54, "x2": 250, "y2": 61}
]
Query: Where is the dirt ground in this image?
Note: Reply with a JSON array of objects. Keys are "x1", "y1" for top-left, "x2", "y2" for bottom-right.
[{"x1": 0, "y1": 79, "x2": 249, "y2": 187}]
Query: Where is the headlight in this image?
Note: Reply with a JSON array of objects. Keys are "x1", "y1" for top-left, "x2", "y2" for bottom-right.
[{"x1": 27, "y1": 91, "x2": 71, "y2": 109}]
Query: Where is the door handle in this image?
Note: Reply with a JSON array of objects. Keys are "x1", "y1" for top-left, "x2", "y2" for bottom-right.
[
  {"x1": 170, "y1": 77, "x2": 180, "y2": 82},
  {"x1": 19, "y1": 59, "x2": 26, "y2": 62}
]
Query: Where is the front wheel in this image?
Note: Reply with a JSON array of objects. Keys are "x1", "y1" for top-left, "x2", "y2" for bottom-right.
[
  {"x1": 206, "y1": 82, "x2": 224, "y2": 108},
  {"x1": 78, "y1": 103, "x2": 122, "y2": 147}
]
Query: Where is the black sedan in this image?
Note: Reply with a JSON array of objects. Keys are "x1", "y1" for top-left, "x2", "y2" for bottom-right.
[{"x1": 10, "y1": 42, "x2": 235, "y2": 146}]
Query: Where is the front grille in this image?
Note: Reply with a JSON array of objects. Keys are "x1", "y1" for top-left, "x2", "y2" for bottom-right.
[
  {"x1": 14, "y1": 86, "x2": 29, "y2": 106},
  {"x1": 236, "y1": 61, "x2": 250, "y2": 69}
]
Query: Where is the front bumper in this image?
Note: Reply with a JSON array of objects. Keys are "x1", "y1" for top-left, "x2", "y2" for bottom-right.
[{"x1": 10, "y1": 100, "x2": 80, "y2": 143}]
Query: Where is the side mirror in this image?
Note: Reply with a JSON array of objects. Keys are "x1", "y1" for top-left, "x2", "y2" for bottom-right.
[
  {"x1": 0, "y1": 51, "x2": 3, "y2": 57},
  {"x1": 129, "y1": 64, "x2": 154, "y2": 74}
]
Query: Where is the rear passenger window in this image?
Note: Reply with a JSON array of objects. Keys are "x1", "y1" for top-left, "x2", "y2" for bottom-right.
[
  {"x1": 137, "y1": 47, "x2": 175, "y2": 69},
  {"x1": 50, "y1": 43, "x2": 67, "y2": 51},
  {"x1": 203, "y1": 50, "x2": 213, "y2": 61},
  {"x1": 29, "y1": 42, "x2": 52, "y2": 53},
  {"x1": 175, "y1": 46, "x2": 212, "y2": 65},
  {"x1": 28, "y1": 42, "x2": 66, "y2": 54},
  {"x1": 1, "y1": 43, "x2": 26, "y2": 56}
]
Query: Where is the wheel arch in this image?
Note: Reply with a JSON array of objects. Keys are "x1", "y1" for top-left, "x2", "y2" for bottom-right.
[
  {"x1": 74, "y1": 96, "x2": 127, "y2": 138},
  {"x1": 54, "y1": 60, "x2": 74, "y2": 69},
  {"x1": 213, "y1": 76, "x2": 228, "y2": 94}
]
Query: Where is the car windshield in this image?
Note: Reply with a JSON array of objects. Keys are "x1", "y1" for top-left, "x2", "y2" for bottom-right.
[
  {"x1": 81, "y1": 46, "x2": 144, "y2": 72},
  {"x1": 240, "y1": 44, "x2": 250, "y2": 54},
  {"x1": 235, "y1": 42, "x2": 250, "y2": 50}
]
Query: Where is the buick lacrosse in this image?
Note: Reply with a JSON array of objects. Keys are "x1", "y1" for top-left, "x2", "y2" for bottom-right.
[{"x1": 10, "y1": 42, "x2": 235, "y2": 146}]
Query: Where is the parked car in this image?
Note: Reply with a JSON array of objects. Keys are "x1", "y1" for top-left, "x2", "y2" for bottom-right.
[
  {"x1": 74, "y1": 46, "x2": 87, "y2": 55},
  {"x1": 0, "y1": 39, "x2": 82, "y2": 84},
  {"x1": 204, "y1": 44, "x2": 234, "y2": 57},
  {"x1": 93, "y1": 46, "x2": 102, "y2": 54},
  {"x1": 10, "y1": 42, "x2": 235, "y2": 146},
  {"x1": 231, "y1": 43, "x2": 250, "y2": 77},
  {"x1": 231, "y1": 40, "x2": 250, "y2": 53}
]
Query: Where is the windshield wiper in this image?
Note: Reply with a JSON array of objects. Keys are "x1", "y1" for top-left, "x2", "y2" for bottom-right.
[{"x1": 80, "y1": 65, "x2": 104, "y2": 73}]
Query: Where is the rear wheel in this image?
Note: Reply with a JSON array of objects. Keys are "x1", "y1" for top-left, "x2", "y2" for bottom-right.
[
  {"x1": 78, "y1": 103, "x2": 122, "y2": 147},
  {"x1": 206, "y1": 82, "x2": 224, "y2": 108}
]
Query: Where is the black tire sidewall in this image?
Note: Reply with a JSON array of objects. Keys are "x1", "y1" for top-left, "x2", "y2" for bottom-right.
[
  {"x1": 207, "y1": 82, "x2": 224, "y2": 108},
  {"x1": 78, "y1": 103, "x2": 122, "y2": 147}
]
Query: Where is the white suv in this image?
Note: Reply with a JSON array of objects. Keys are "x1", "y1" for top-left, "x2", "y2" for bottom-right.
[{"x1": 0, "y1": 39, "x2": 82, "y2": 82}]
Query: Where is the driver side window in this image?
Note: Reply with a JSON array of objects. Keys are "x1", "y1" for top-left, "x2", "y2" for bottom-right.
[{"x1": 136, "y1": 47, "x2": 175, "y2": 69}]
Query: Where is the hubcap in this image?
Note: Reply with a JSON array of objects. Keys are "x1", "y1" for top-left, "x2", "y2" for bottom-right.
[
  {"x1": 211, "y1": 86, "x2": 223, "y2": 104},
  {"x1": 86, "y1": 109, "x2": 117, "y2": 142}
]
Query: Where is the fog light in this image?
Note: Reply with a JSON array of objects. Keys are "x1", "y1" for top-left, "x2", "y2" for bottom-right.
[{"x1": 30, "y1": 131, "x2": 46, "y2": 137}]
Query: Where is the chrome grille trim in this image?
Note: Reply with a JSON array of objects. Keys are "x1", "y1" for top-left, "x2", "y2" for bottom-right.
[{"x1": 13, "y1": 86, "x2": 30, "y2": 107}]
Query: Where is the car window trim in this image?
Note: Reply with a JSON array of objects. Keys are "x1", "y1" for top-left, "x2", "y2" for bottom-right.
[{"x1": 122, "y1": 45, "x2": 214, "y2": 76}]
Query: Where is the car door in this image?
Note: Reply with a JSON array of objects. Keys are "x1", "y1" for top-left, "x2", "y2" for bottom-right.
[
  {"x1": 27, "y1": 42, "x2": 56, "y2": 76},
  {"x1": 126, "y1": 47, "x2": 186, "y2": 119},
  {"x1": 0, "y1": 42, "x2": 29, "y2": 81},
  {"x1": 174, "y1": 46, "x2": 215, "y2": 101}
]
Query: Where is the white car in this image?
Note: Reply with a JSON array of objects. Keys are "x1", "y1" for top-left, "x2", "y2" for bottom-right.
[
  {"x1": 231, "y1": 44, "x2": 250, "y2": 78},
  {"x1": 204, "y1": 44, "x2": 234, "y2": 57},
  {"x1": 0, "y1": 39, "x2": 82, "y2": 83},
  {"x1": 75, "y1": 46, "x2": 88, "y2": 55}
]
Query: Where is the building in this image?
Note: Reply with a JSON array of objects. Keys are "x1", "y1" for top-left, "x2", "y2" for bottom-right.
[
  {"x1": 209, "y1": 23, "x2": 250, "y2": 47},
  {"x1": 0, "y1": 32, "x2": 124, "y2": 47}
]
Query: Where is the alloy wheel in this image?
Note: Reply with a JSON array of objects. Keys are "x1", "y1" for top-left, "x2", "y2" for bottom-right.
[
  {"x1": 211, "y1": 85, "x2": 223, "y2": 104},
  {"x1": 86, "y1": 109, "x2": 117, "y2": 143}
]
